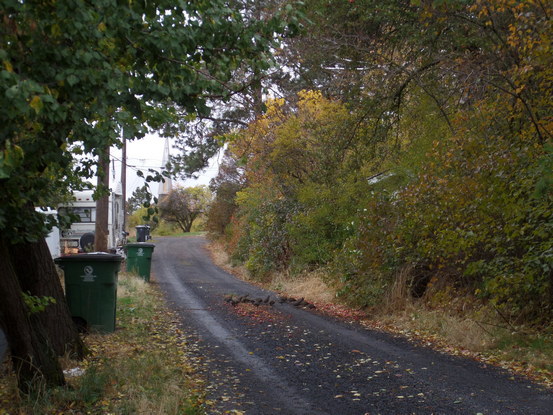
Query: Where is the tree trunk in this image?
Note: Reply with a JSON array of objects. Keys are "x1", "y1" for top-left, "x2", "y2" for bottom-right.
[
  {"x1": 9, "y1": 238, "x2": 85, "y2": 359},
  {"x1": 184, "y1": 219, "x2": 192, "y2": 233},
  {"x1": 0, "y1": 237, "x2": 65, "y2": 394},
  {"x1": 179, "y1": 217, "x2": 193, "y2": 233}
]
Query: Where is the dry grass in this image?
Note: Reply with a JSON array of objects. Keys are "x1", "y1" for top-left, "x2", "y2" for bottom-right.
[
  {"x1": 380, "y1": 265, "x2": 412, "y2": 312},
  {"x1": 375, "y1": 302, "x2": 496, "y2": 352},
  {"x1": 116, "y1": 271, "x2": 149, "y2": 305},
  {"x1": 207, "y1": 240, "x2": 250, "y2": 281},
  {"x1": 269, "y1": 269, "x2": 336, "y2": 304},
  {"x1": 207, "y1": 240, "x2": 335, "y2": 304},
  {"x1": 371, "y1": 266, "x2": 495, "y2": 352}
]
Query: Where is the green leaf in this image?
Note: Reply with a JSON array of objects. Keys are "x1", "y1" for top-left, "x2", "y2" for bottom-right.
[
  {"x1": 66, "y1": 74, "x2": 79, "y2": 86},
  {"x1": 5, "y1": 85, "x2": 19, "y2": 99},
  {"x1": 0, "y1": 142, "x2": 25, "y2": 178}
]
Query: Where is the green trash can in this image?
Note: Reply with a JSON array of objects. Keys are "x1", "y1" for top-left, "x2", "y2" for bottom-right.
[
  {"x1": 55, "y1": 253, "x2": 122, "y2": 333},
  {"x1": 125, "y1": 243, "x2": 155, "y2": 281}
]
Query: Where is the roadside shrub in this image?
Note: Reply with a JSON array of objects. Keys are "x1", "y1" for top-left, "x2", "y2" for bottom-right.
[
  {"x1": 235, "y1": 187, "x2": 294, "y2": 278},
  {"x1": 288, "y1": 183, "x2": 359, "y2": 270},
  {"x1": 153, "y1": 220, "x2": 181, "y2": 236},
  {"x1": 330, "y1": 191, "x2": 398, "y2": 307},
  {"x1": 355, "y1": 113, "x2": 553, "y2": 323},
  {"x1": 128, "y1": 206, "x2": 158, "y2": 233}
]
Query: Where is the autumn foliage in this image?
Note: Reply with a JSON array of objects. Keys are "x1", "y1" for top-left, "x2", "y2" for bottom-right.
[{"x1": 208, "y1": 0, "x2": 553, "y2": 324}]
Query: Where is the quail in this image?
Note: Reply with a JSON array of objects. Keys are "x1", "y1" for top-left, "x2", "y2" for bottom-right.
[{"x1": 291, "y1": 297, "x2": 304, "y2": 306}]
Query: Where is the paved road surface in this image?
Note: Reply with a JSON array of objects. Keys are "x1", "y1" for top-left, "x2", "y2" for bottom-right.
[{"x1": 152, "y1": 236, "x2": 552, "y2": 414}]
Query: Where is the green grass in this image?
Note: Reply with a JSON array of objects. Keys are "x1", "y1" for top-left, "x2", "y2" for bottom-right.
[
  {"x1": 0, "y1": 273, "x2": 208, "y2": 415},
  {"x1": 169, "y1": 231, "x2": 205, "y2": 237},
  {"x1": 491, "y1": 327, "x2": 553, "y2": 375}
]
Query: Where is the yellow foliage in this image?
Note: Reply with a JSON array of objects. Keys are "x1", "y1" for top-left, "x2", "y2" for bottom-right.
[
  {"x1": 2, "y1": 60, "x2": 13, "y2": 72},
  {"x1": 230, "y1": 90, "x2": 356, "y2": 193}
]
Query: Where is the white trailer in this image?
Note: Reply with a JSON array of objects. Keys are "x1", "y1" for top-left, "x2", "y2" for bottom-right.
[
  {"x1": 58, "y1": 187, "x2": 125, "y2": 255},
  {"x1": 35, "y1": 207, "x2": 61, "y2": 258}
]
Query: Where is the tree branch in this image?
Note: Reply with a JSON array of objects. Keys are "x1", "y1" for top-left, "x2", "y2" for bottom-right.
[{"x1": 198, "y1": 115, "x2": 249, "y2": 127}]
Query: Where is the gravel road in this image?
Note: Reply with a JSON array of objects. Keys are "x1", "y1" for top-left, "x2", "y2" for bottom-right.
[{"x1": 151, "y1": 236, "x2": 552, "y2": 415}]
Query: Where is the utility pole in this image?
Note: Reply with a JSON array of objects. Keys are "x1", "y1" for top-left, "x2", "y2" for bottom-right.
[
  {"x1": 94, "y1": 146, "x2": 110, "y2": 252},
  {"x1": 121, "y1": 133, "x2": 127, "y2": 232}
]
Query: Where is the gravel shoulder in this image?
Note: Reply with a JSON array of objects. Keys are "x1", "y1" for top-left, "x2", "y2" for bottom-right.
[{"x1": 152, "y1": 236, "x2": 553, "y2": 415}]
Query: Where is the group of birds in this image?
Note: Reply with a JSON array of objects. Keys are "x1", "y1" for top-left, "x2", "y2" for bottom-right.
[
  {"x1": 223, "y1": 293, "x2": 317, "y2": 309},
  {"x1": 224, "y1": 294, "x2": 275, "y2": 307}
]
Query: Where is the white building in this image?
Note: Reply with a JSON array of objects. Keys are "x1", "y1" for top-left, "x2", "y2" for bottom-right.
[{"x1": 157, "y1": 137, "x2": 173, "y2": 202}]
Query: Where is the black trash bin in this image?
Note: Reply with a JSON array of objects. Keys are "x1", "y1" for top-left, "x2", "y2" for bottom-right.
[
  {"x1": 135, "y1": 225, "x2": 151, "y2": 242},
  {"x1": 55, "y1": 253, "x2": 123, "y2": 333}
]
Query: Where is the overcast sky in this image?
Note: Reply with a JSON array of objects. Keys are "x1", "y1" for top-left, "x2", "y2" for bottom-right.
[{"x1": 110, "y1": 133, "x2": 220, "y2": 198}]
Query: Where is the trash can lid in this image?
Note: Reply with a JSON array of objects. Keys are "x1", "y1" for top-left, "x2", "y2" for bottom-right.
[
  {"x1": 54, "y1": 252, "x2": 123, "y2": 263},
  {"x1": 125, "y1": 243, "x2": 155, "y2": 248}
]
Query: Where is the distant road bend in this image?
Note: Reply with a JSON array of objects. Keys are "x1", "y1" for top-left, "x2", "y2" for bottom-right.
[{"x1": 152, "y1": 236, "x2": 553, "y2": 415}]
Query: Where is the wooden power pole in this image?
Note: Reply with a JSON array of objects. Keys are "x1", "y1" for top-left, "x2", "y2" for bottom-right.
[
  {"x1": 94, "y1": 146, "x2": 110, "y2": 252},
  {"x1": 121, "y1": 134, "x2": 127, "y2": 232}
]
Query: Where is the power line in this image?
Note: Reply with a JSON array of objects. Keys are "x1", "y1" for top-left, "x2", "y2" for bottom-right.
[{"x1": 110, "y1": 154, "x2": 164, "y2": 171}]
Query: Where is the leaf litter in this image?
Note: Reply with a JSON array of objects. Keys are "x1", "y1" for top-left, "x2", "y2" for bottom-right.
[{"x1": 0, "y1": 274, "x2": 215, "y2": 414}]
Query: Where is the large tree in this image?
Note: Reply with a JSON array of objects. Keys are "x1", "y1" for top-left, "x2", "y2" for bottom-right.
[
  {"x1": 167, "y1": 0, "x2": 302, "y2": 179},
  {"x1": 0, "y1": 0, "x2": 300, "y2": 391},
  {"x1": 159, "y1": 186, "x2": 212, "y2": 233}
]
